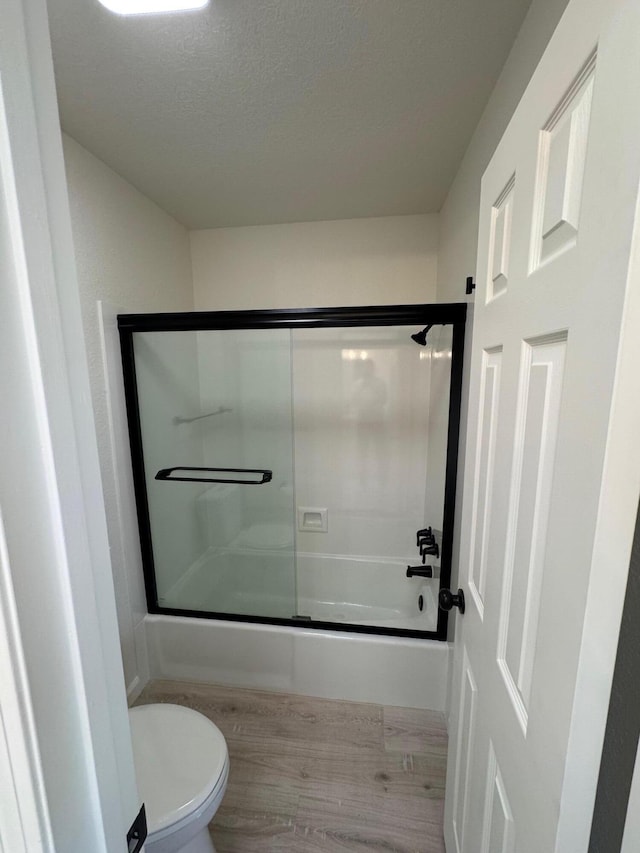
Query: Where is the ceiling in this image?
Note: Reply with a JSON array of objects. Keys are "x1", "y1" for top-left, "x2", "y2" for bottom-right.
[{"x1": 47, "y1": 0, "x2": 532, "y2": 229}]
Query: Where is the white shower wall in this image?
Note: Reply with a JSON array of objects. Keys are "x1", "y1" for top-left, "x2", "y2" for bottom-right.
[
  {"x1": 195, "y1": 329, "x2": 296, "y2": 534},
  {"x1": 134, "y1": 331, "x2": 205, "y2": 597},
  {"x1": 292, "y1": 327, "x2": 433, "y2": 562}
]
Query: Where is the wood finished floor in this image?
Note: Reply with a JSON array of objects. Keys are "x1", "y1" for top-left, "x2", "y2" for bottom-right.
[{"x1": 135, "y1": 680, "x2": 448, "y2": 853}]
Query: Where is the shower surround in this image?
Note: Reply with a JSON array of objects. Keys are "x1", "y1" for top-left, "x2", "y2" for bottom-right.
[{"x1": 120, "y1": 305, "x2": 465, "y2": 709}]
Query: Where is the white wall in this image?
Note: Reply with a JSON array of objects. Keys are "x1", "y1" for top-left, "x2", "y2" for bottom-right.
[
  {"x1": 133, "y1": 331, "x2": 205, "y2": 600},
  {"x1": 291, "y1": 327, "x2": 432, "y2": 562},
  {"x1": 436, "y1": 0, "x2": 570, "y2": 626},
  {"x1": 63, "y1": 135, "x2": 194, "y2": 697},
  {"x1": 191, "y1": 214, "x2": 439, "y2": 309},
  {"x1": 196, "y1": 329, "x2": 296, "y2": 537}
]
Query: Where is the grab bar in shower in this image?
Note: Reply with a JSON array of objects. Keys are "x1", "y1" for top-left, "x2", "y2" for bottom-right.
[
  {"x1": 155, "y1": 467, "x2": 272, "y2": 485},
  {"x1": 173, "y1": 407, "x2": 232, "y2": 425}
]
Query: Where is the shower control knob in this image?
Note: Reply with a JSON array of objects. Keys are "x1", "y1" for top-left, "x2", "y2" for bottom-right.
[
  {"x1": 420, "y1": 541, "x2": 439, "y2": 561},
  {"x1": 438, "y1": 588, "x2": 465, "y2": 614},
  {"x1": 416, "y1": 527, "x2": 433, "y2": 546}
]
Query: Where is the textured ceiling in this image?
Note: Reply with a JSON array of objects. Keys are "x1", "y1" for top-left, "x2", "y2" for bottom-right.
[{"x1": 47, "y1": 0, "x2": 532, "y2": 229}]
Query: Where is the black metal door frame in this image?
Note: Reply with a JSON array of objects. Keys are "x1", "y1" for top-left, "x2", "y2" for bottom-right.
[{"x1": 118, "y1": 303, "x2": 467, "y2": 641}]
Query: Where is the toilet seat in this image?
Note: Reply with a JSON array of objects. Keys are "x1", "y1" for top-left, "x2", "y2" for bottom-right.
[
  {"x1": 145, "y1": 757, "x2": 229, "y2": 847},
  {"x1": 128, "y1": 704, "x2": 229, "y2": 836}
]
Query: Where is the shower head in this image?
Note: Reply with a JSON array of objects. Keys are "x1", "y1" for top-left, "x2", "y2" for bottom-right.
[{"x1": 411, "y1": 325, "x2": 433, "y2": 346}]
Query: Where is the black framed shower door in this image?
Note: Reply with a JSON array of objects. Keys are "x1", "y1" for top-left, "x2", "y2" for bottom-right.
[{"x1": 118, "y1": 303, "x2": 466, "y2": 641}]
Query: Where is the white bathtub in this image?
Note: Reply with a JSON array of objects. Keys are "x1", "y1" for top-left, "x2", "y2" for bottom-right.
[
  {"x1": 296, "y1": 552, "x2": 439, "y2": 631},
  {"x1": 160, "y1": 548, "x2": 439, "y2": 632},
  {"x1": 144, "y1": 614, "x2": 451, "y2": 711},
  {"x1": 151, "y1": 549, "x2": 448, "y2": 710}
]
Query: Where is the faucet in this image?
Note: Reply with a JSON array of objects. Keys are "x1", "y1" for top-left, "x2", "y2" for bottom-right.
[
  {"x1": 406, "y1": 565, "x2": 434, "y2": 578},
  {"x1": 416, "y1": 526, "x2": 440, "y2": 562}
]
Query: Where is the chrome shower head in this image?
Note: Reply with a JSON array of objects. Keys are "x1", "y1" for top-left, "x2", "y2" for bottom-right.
[{"x1": 410, "y1": 324, "x2": 433, "y2": 346}]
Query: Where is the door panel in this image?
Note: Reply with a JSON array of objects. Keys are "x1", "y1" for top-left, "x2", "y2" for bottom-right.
[
  {"x1": 480, "y1": 743, "x2": 515, "y2": 853},
  {"x1": 530, "y1": 56, "x2": 595, "y2": 272},
  {"x1": 468, "y1": 347, "x2": 502, "y2": 619},
  {"x1": 488, "y1": 178, "x2": 515, "y2": 300},
  {"x1": 451, "y1": 649, "x2": 478, "y2": 853},
  {"x1": 444, "y1": 1, "x2": 640, "y2": 851},
  {"x1": 498, "y1": 335, "x2": 566, "y2": 729}
]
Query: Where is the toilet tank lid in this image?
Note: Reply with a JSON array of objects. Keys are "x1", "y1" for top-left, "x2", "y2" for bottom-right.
[{"x1": 128, "y1": 703, "x2": 228, "y2": 834}]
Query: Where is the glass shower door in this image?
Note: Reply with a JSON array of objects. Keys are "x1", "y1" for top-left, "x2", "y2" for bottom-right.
[
  {"x1": 291, "y1": 324, "x2": 453, "y2": 634},
  {"x1": 132, "y1": 327, "x2": 296, "y2": 619}
]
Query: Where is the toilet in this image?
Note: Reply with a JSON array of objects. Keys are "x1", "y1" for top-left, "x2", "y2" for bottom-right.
[{"x1": 128, "y1": 704, "x2": 229, "y2": 853}]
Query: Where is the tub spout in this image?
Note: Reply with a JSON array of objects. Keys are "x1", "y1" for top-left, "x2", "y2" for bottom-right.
[{"x1": 406, "y1": 565, "x2": 433, "y2": 578}]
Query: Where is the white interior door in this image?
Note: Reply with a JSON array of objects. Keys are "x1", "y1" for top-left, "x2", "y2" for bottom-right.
[{"x1": 444, "y1": 1, "x2": 640, "y2": 851}]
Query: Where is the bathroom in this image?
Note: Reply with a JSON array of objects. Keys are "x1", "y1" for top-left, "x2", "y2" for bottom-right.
[
  {"x1": 56, "y1": 1, "x2": 477, "y2": 836},
  {"x1": 2, "y1": 0, "x2": 640, "y2": 851}
]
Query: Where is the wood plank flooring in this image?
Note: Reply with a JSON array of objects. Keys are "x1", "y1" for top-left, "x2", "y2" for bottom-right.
[{"x1": 135, "y1": 680, "x2": 448, "y2": 852}]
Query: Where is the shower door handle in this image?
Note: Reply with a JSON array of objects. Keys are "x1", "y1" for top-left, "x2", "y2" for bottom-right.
[{"x1": 155, "y1": 467, "x2": 272, "y2": 484}]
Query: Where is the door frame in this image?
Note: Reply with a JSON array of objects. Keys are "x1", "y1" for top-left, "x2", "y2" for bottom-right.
[
  {"x1": 0, "y1": 0, "x2": 139, "y2": 849},
  {"x1": 118, "y1": 303, "x2": 466, "y2": 640}
]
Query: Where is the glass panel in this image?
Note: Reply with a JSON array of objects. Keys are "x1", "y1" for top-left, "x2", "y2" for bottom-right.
[
  {"x1": 133, "y1": 328, "x2": 296, "y2": 619},
  {"x1": 291, "y1": 325, "x2": 454, "y2": 633},
  {"x1": 129, "y1": 318, "x2": 457, "y2": 635}
]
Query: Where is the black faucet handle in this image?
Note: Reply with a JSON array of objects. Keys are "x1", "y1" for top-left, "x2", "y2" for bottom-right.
[
  {"x1": 420, "y1": 541, "x2": 440, "y2": 561},
  {"x1": 416, "y1": 527, "x2": 433, "y2": 546}
]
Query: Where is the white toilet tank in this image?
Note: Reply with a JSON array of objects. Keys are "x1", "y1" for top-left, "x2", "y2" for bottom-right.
[{"x1": 196, "y1": 483, "x2": 242, "y2": 548}]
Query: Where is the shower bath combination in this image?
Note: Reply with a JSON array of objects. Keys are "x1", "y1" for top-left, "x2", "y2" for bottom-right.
[{"x1": 119, "y1": 303, "x2": 466, "y2": 642}]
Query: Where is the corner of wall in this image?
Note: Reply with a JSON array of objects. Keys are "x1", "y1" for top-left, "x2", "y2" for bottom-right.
[{"x1": 64, "y1": 139, "x2": 195, "y2": 699}]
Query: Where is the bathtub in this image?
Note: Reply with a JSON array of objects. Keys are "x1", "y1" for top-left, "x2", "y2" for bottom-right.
[
  {"x1": 160, "y1": 548, "x2": 439, "y2": 631},
  {"x1": 144, "y1": 614, "x2": 449, "y2": 710},
  {"x1": 148, "y1": 549, "x2": 449, "y2": 711},
  {"x1": 296, "y1": 552, "x2": 439, "y2": 631}
]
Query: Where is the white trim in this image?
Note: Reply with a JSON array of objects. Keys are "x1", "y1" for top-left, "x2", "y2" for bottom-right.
[
  {"x1": 0, "y1": 0, "x2": 139, "y2": 848},
  {"x1": 98, "y1": 299, "x2": 150, "y2": 698},
  {"x1": 0, "y1": 508, "x2": 53, "y2": 853}
]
